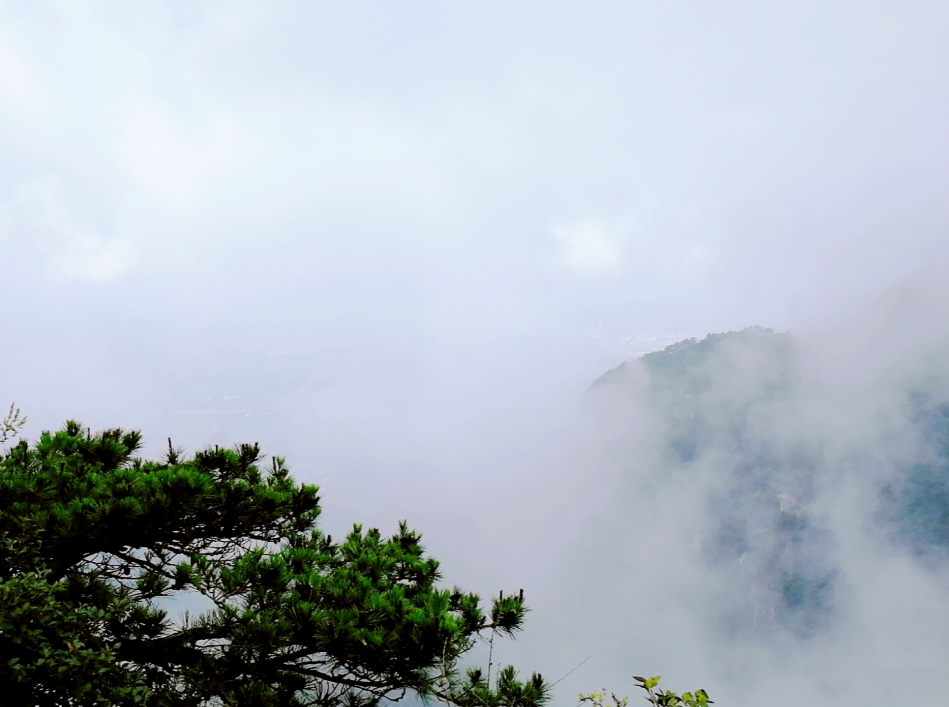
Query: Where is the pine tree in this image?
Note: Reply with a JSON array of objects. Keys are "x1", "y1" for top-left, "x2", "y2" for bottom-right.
[{"x1": 0, "y1": 421, "x2": 548, "y2": 707}]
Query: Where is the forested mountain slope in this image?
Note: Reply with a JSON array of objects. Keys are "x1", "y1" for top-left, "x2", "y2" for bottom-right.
[{"x1": 588, "y1": 325, "x2": 949, "y2": 638}]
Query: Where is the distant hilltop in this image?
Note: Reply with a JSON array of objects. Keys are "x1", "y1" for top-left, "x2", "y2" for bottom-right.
[
  {"x1": 592, "y1": 326, "x2": 784, "y2": 389},
  {"x1": 587, "y1": 325, "x2": 949, "y2": 639},
  {"x1": 592, "y1": 331, "x2": 697, "y2": 360}
]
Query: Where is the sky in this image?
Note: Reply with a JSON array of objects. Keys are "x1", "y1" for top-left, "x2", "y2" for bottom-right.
[{"x1": 2, "y1": 2, "x2": 949, "y2": 705}]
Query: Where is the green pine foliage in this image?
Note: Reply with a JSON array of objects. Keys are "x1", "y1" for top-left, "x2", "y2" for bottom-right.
[{"x1": 0, "y1": 421, "x2": 548, "y2": 707}]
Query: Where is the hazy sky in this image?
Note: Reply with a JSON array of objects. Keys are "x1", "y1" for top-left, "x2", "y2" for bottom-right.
[
  {"x1": 2, "y1": 3, "x2": 949, "y2": 704},
  {"x1": 3, "y1": 0, "x2": 948, "y2": 437},
  {"x1": 3, "y1": 1, "x2": 948, "y2": 334}
]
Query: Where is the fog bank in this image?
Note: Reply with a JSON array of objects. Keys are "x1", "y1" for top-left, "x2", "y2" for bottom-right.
[
  {"x1": 2, "y1": 4, "x2": 949, "y2": 705},
  {"x1": 509, "y1": 268, "x2": 949, "y2": 706}
]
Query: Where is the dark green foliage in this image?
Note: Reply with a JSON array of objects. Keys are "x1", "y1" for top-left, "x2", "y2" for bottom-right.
[
  {"x1": 0, "y1": 422, "x2": 547, "y2": 707},
  {"x1": 0, "y1": 570, "x2": 150, "y2": 705},
  {"x1": 455, "y1": 666, "x2": 548, "y2": 707},
  {"x1": 879, "y1": 392, "x2": 949, "y2": 556}
]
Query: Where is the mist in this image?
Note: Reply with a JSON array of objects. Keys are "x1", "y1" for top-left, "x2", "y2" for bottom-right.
[
  {"x1": 2, "y1": 2, "x2": 949, "y2": 706},
  {"x1": 505, "y1": 270, "x2": 949, "y2": 707}
]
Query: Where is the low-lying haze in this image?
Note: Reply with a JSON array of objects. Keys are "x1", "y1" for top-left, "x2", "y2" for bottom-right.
[{"x1": 2, "y1": 3, "x2": 949, "y2": 706}]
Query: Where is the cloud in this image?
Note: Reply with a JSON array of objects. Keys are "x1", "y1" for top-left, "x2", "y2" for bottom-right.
[
  {"x1": 2, "y1": 176, "x2": 136, "y2": 283},
  {"x1": 1, "y1": 4, "x2": 949, "y2": 704},
  {"x1": 552, "y1": 220, "x2": 627, "y2": 273},
  {"x1": 118, "y1": 102, "x2": 241, "y2": 203},
  {"x1": 522, "y1": 276, "x2": 949, "y2": 706},
  {"x1": 0, "y1": 45, "x2": 43, "y2": 109},
  {"x1": 45, "y1": 239, "x2": 135, "y2": 284}
]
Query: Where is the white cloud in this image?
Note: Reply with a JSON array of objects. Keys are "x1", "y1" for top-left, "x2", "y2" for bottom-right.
[
  {"x1": 2, "y1": 176, "x2": 137, "y2": 283},
  {"x1": 0, "y1": 45, "x2": 43, "y2": 108},
  {"x1": 45, "y1": 239, "x2": 136, "y2": 284},
  {"x1": 552, "y1": 220, "x2": 626, "y2": 272},
  {"x1": 118, "y1": 101, "x2": 240, "y2": 203}
]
